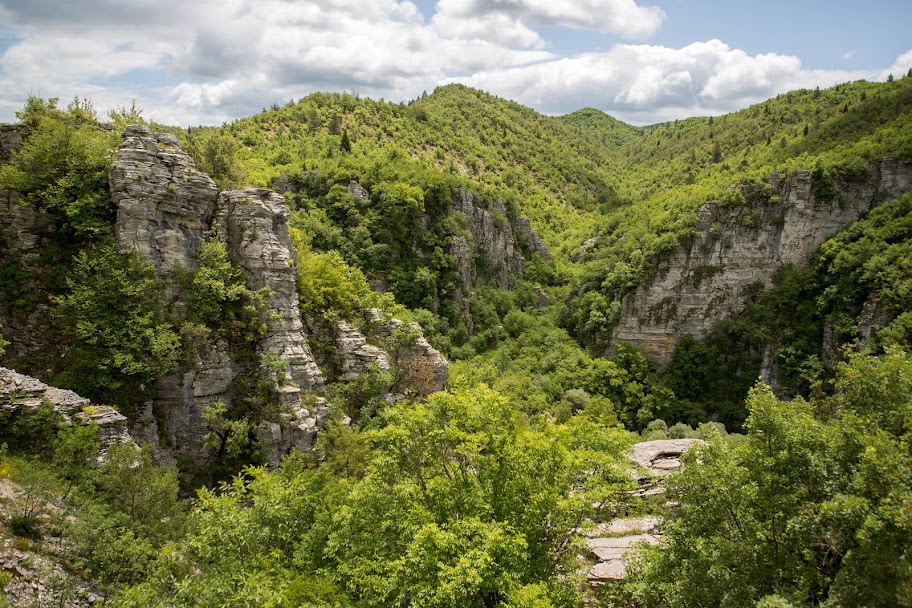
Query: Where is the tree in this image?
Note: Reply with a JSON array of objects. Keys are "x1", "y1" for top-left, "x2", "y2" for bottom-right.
[
  {"x1": 624, "y1": 349, "x2": 912, "y2": 608},
  {"x1": 185, "y1": 129, "x2": 244, "y2": 189},
  {"x1": 0, "y1": 323, "x2": 9, "y2": 358},
  {"x1": 0, "y1": 97, "x2": 117, "y2": 237},
  {"x1": 53, "y1": 241, "x2": 181, "y2": 411}
]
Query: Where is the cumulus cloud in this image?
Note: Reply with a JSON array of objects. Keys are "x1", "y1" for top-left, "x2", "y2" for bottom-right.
[
  {"x1": 451, "y1": 40, "x2": 882, "y2": 123},
  {"x1": 0, "y1": 0, "x2": 906, "y2": 126},
  {"x1": 880, "y1": 49, "x2": 912, "y2": 80},
  {"x1": 430, "y1": 0, "x2": 666, "y2": 45}
]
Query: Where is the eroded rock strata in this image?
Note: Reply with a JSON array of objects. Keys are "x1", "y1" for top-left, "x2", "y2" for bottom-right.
[{"x1": 613, "y1": 159, "x2": 912, "y2": 363}]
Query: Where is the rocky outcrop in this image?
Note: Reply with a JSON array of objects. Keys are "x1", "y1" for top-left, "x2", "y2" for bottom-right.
[
  {"x1": 0, "y1": 123, "x2": 23, "y2": 162},
  {"x1": 368, "y1": 309, "x2": 449, "y2": 397},
  {"x1": 0, "y1": 189, "x2": 55, "y2": 363},
  {"x1": 111, "y1": 124, "x2": 218, "y2": 295},
  {"x1": 110, "y1": 128, "x2": 325, "y2": 468},
  {"x1": 256, "y1": 399, "x2": 333, "y2": 467},
  {"x1": 585, "y1": 439, "x2": 702, "y2": 584},
  {"x1": 310, "y1": 309, "x2": 448, "y2": 398},
  {"x1": 0, "y1": 367, "x2": 134, "y2": 456},
  {"x1": 310, "y1": 319, "x2": 391, "y2": 382},
  {"x1": 214, "y1": 188, "x2": 325, "y2": 397},
  {"x1": 0, "y1": 124, "x2": 56, "y2": 364},
  {"x1": 450, "y1": 188, "x2": 550, "y2": 292},
  {"x1": 613, "y1": 159, "x2": 912, "y2": 363}
]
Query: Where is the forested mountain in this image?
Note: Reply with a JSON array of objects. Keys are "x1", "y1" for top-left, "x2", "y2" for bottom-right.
[{"x1": 0, "y1": 76, "x2": 911, "y2": 607}]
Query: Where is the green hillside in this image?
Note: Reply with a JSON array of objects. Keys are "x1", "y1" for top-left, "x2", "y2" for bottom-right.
[{"x1": 1, "y1": 76, "x2": 912, "y2": 607}]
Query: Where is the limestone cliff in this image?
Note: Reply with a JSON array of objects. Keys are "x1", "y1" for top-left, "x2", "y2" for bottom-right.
[
  {"x1": 110, "y1": 127, "x2": 327, "y2": 467},
  {"x1": 449, "y1": 188, "x2": 549, "y2": 291},
  {"x1": 612, "y1": 158, "x2": 912, "y2": 363},
  {"x1": 0, "y1": 124, "x2": 56, "y2": 364},
  {"x1": 449, "y1": 188, "x2": 550, "y2": 329},
  {"x1": 308, "y1": 308, "x2": 448, "y2": 399}
]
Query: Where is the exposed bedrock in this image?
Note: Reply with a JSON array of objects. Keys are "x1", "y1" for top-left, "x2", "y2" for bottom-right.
[{"x1": 612, "y1": 158, "x2": 912, "y2": 364}]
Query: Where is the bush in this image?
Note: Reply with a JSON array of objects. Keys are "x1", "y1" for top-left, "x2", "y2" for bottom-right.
[
  {"x1": 53, "y1": 241, "x2": 180, "y2": 411},
  {"x1": 9, "y1": 514, "x2": 41, "y2": 539}
]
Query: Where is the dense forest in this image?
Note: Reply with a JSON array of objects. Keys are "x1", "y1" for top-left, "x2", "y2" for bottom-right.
[{"x1": 0, "y1": 74, "x2": 911, "y2": 607}]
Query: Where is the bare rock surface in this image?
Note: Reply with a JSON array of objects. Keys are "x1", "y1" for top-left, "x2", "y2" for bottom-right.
[
  {"x1": 257, "y1": 399, "x2": 331, "y2": 467},
  {"x1": 586, "y1": 439, "x2": 702, "y2": 584},
  {"x1": 111, "y1": 124, "x2": 218, "y2": 290},
  {"x1": 214, "y1": 188, "x2": 324, "y2": 396},
  {"x1": 613, "y1": 159, "x2": 912, "y2": 364},
  {"x1": 0, "y1": 367, "x2": 134, "y2": 455},
  {"x1": 0, "y1": 125, "x2": 57, "y2": 362},
  {"x1": 450, "y1": 188, "x2": 549, "y2": 291},
  {"x1": 628, "y1": 438, "x2": 704, "y2": 475}
]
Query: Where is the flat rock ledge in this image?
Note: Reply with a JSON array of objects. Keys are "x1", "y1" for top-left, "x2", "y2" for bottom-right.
[
  {"x1": 586, "y1": 439, "x2": 703, "y2": 584},
  {"x1": 0, "y1": 367, "x2": 135, "y2": 457}
]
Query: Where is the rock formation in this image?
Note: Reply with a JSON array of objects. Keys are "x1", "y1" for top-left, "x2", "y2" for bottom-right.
[
  {"x1": 368, "y1": 309, "x2": 449, "y2": 398},
  {"x1": 213, "y1": 188, "x2": 325, "y2": 397},
  {"x1": 111, "y1": 125, "x2": 218, "y2": 295},
  {"x1": 109, "y1": 126, "x2": 326, "y2": 468},
  {"x1": 0, "y1": 124, "x2": 57, "y2": 364},
  {"x1": 586, "y1": 438, "x2": 702, "y2": 584},
  {"x1": 613, "y1": 159, "x2": 912, "y2": 363},
  {"x1": 310, "y1": 318, "x2": 392, "y2": 383},
  {"x1": 0, "y1": 367, "x2": 134, "y2": 457},
  {"x1": 450, "y1": 188, "x2": 550, "y2": 291}
]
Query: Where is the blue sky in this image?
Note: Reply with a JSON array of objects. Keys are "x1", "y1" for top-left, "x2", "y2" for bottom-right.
[{"x1": 0, "y1": 0, "x2": 909, "y2": 126}]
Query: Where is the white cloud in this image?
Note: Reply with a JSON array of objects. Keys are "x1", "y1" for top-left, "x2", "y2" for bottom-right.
[
  {"x1": 431, "y1": 0, "x2": 666, "y2": 44},
  {"x1": 841, "y1": 50, "x2": 856, "y2": 61},
  {"x1": 451, "y1": 40, "x2": 882, "y2": 123},
  {"x1": 0, "y1": 1, "x2": 906, "y2": 126},
  {"x1": 880, "y1": 49, "x2": 912, "y2": 80}
]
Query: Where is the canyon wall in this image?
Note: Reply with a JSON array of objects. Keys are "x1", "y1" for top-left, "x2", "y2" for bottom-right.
[{"x1": 612, "y1": 158, "x2": 912, "y2": 364}]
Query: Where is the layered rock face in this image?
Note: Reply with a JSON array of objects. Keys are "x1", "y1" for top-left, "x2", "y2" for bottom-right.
[
  {"x1": 111, "y1": 125, "x2": 218, "y2": 291},
  {"x1": 0, "y1": 367, "x2": 135, "y2": 457},
  {"x1": 0, "y1": 124, "x2": 56, "y2": 363},
  {"x1": 309, "y1": 309, "x2": 448, "y2": 398},
  {"x1": 214, "y1": 189, "x2": 325, "y2": 397},
  {"x1": 369, "y1": 309, "x2": 449, "y2": 398},
  {"x1": 450, "y1": 188, "x2": 550, "y2": 292},
  {"x1": 613, "y1": 159, "x2": 912, "y2": 363},
  {"x1": 110, "y1": 127, "x2": 325, "y2": 466}
]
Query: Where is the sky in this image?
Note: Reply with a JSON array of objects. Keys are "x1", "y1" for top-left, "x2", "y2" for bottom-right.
[{"x1": 0, "y1": 0, "x2": 910, "y2": 126}]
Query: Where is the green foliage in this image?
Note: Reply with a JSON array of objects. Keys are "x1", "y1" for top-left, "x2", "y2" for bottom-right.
[
  {"x1": 182, "y1": 234, "x2": 274, "y2": 347},
  {"x1": 625, "y1": 349, "x2": 912, "y2": 607},
  {"x1": 107, "y1": 100, "x2": 145, "y2": 130},
  {"x1": 185, "y1": 128, "x2": 245, "y2": 189},
  {"x1": 93, "y1": 443, "x2": 185, "y2": 543},
  {"x1": 52, "y1": 241, "x2": 180, "y2": 411},
  {"x1": 0, "y1": 400, "x2": 61, "y2": 455},
  {"x1": 118, "y1": 386, "x2": 634, "y2": 607},
  {"x1": 53, "y1": 422, "x2": 100, "y2": 495},
  {"x1": 0, "y1": 96, "x2": 116, "y2": 237}
]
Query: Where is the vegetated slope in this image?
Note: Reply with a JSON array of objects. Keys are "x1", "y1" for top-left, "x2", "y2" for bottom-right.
[
  {"x1": 564, "y1": 77, "x2": 912, "y2": 353},
  {"x1": 559, "y1": 107, "x2": 642, "y2": 148},
  {"x1": 209, "y1": 84, "x2": 625, "y2": 255}
]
